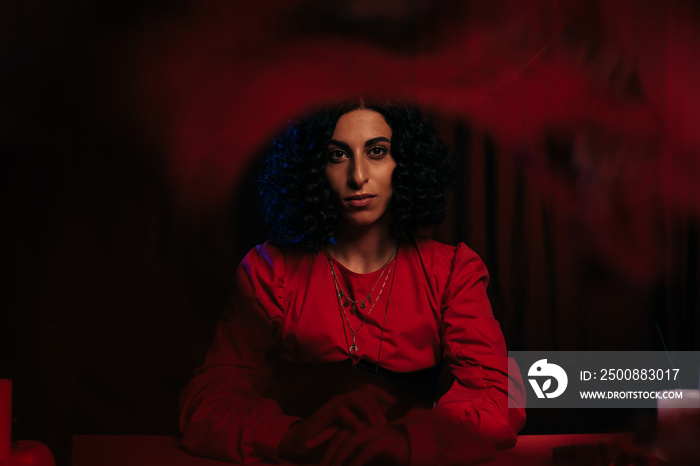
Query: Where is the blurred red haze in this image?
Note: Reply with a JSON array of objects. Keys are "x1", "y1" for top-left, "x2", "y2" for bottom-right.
[{"x1": 95, "y1": 0, "x2": 700, "y2": 285}]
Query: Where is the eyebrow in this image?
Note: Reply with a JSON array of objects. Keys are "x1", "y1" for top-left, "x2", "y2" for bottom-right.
[{"x1": 327, "y1": 137, "x2": 391, "y2": 151}]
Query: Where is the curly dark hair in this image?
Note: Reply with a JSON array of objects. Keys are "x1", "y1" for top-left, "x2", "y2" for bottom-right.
[{"x1": 259, "y1": 97, "x2": 452, "y2": 248}]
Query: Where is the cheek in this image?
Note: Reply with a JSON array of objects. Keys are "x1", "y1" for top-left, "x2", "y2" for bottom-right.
[
  {"x1": 324, "y1": 168, "x2": 343, "y2": 196},
  {"x1": 384, "y1": 165, "x2": 397, "y2": 193}
]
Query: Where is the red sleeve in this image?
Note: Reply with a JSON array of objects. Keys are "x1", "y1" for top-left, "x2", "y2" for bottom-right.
[
  {"x1": 398, "y1": 243, "x2": 526, "y2": 466},
  {"x1": 179, "y1": 243, "x2": 300, "y2": 463}
]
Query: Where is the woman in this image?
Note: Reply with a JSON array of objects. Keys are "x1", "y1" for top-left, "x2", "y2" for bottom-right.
[{"x1": 179, "y1": 98, "x2": 525, "y2": 465}]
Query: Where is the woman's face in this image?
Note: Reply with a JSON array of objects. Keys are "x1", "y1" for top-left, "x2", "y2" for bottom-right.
[{"x1": 324, "y1": 109, "x2": 396, "y2": 229}]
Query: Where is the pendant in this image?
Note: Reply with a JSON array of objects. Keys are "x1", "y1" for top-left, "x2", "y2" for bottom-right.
[
  {"x1": 343, "y1": 300, "x2": 349, "y2": 308},
  {"x1": 349, "y1": 344, "x2": 358, "y2": 355},
  {"x1": 351, "y1": 303, "x2": 357, "y2": 313},
  {"x1": 359, "y1": 302, "x2": 365, "y2": 310}
]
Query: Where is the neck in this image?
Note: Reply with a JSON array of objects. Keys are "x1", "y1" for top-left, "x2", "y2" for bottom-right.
[{"x1": 328, "y1": 221, "x2": 397, "y2": 274}]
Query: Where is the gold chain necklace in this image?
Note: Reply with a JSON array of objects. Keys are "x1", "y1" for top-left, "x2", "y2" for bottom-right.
[
  {"x1": 326, "y1": 245, "x2": 398, "y2": 355},
  {"x1": 325, "y1": 246, "x2": 397, "y2": 313}
]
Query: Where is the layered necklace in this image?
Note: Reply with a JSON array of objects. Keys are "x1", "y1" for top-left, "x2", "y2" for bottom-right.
[{"x1": 326, "y1": 244, "x2": 399, "y2": 356}]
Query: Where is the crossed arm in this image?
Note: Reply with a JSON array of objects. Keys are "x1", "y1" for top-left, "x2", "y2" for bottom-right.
[{"x1": 179, "y1": 245, "x2": 525, "y2": 465}]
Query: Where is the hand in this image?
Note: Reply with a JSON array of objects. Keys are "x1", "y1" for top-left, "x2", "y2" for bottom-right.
[
  {"x1": 278, "y1": 384, "x2": 396, "y2": 458},
  {"x1": 321, "y1": 424, "x2": 410, "y2": 466}
]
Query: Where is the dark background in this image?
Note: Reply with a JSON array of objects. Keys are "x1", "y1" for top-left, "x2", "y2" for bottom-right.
[{"x1": 3, "y1": 1, "x2": 699, "y2": 465}]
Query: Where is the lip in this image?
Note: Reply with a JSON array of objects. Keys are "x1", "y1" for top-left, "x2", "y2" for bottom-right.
[{"x1": 344, "y1": 194, "x2": 376, "y2": 207}]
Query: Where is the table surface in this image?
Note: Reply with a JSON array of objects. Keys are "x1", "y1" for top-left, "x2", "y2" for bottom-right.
[{"x1": 72, "y1": 433, "x2": 642, "y2": 466}]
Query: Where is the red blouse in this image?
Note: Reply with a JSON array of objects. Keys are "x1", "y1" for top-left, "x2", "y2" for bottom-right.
[{"x1": 179, "y1": 237, "x2": 526, "y2": 465}]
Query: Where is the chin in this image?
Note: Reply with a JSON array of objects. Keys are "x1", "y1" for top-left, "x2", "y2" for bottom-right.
[
  {"x1": 339, "y1": 207, "x2": 391, "y2": 229},
  {"x1": 342, "y1": 215, "x2": 376, "y2": 226}
]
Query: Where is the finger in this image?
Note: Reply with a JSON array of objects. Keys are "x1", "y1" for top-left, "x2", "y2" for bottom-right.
[
  {"x1": 348, "y1": 439, "x2": 385, "y2": 466},
  {"x1": 303, "y1": 397, "x2": 347, "y2": 439},
  {"x1": 326, "y1": 428, "x2": 376, "y2": 466},
  {"x1": 305, "y1": 426, "x2": 338, "y2": 449},
  {"x1": 345, "y1": 396, "x2": 388, "y2": 426},
  {"x1": 348, "y1": 427, "x2": 407, "y2": 466},
  {"x1": 337, "y1": 405, "x2": 366, "y2": 432},
  {"x1": 362, "y1": 397, "x2": 389, "y2": 425},
  {"x1": 360, "y1": 384, "x2": 397, "y2": 407},
  {"x1": 339, "y1": 396, "x2": 380, "y2": 426},
  {"x1": 320, "y1": 429, "x2": 352, "y2": 466}
]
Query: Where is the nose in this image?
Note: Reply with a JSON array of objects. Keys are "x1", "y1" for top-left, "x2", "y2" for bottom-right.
[{"x1": 348, "y1": 157, "x2": 369, "y2": 188}]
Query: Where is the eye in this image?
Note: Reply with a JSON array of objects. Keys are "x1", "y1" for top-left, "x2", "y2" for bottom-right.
[
  {"x1": 368, "y1": 146, "x2": 388, "y2": 158},
  {"x1": 327, "y1": 149, "x2": 347, "y2": 162}
]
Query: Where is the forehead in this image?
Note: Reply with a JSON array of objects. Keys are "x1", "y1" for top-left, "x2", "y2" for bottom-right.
[{"x1": 331, "y1": 109, "x2": 392, "y2": 141}]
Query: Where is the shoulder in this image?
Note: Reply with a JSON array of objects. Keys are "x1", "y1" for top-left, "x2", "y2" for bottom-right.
[
  {"x1": 411, "y1": 235, "x2": 455, "y2": 256},
  {"x1": 240, "y1": 241, "x2": 284, "y2": 273},
  {"x1": 410, "y1": 236, "x2": 489, "y2": 308},
  {"x1": 235, "y1": 242, "x2": 317, "y2": 314},
  {"x1": 411, "y1": 236, "x2": 486, "y2": 275},
  {"x1": 240, "y1": 241, "x2": 318, "y2": 279}
]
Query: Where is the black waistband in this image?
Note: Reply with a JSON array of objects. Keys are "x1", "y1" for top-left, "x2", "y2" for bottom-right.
[
  {"x1": 350, "y1": 358, "x2": 443, "y2": 403},
  {"x1": 274, "y1": 357, "x2": 444, "y2": 419}
]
